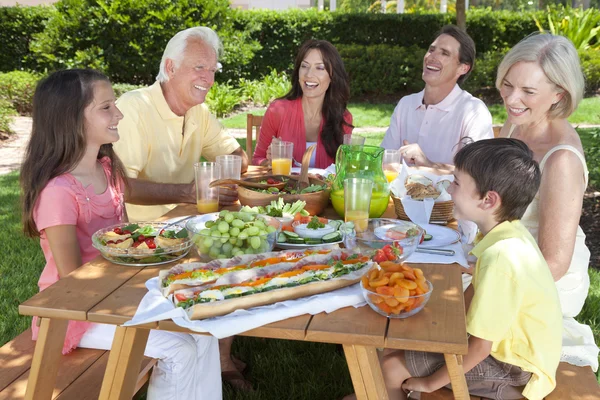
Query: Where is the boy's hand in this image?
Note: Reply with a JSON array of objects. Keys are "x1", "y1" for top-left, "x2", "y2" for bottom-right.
[{"x1": 402, "y1": 376, "x2": 436, "y2": 394}]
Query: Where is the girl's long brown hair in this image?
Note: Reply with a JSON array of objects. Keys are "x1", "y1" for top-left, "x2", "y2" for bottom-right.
[
  {"x1": 21, "y1": 69, "x2": 128, "y2": 237},
  {"x1": 283, "y1": 39, "x2": 353, "y2": 159}
]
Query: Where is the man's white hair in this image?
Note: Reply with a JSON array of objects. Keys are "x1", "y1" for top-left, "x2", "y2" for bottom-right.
[{"x1": 156, "y1": 27, "x2": 223, "y2": 82}]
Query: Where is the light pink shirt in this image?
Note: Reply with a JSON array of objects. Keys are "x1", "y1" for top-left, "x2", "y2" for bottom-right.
[
  {"x1": 31, "y1": 157, "x2": 124, "y2": 354},
  {"x1": 381, "y1": 85, "x2": 493, "y2": 164}
]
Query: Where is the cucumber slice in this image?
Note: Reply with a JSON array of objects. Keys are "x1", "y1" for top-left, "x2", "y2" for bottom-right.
[
  {"x1": 283, "y1": 231, "x2": 300, "y2": 239},
  {"x1": 328, "y1": 220, "x2": 342, "y2": 230},
  {"x1": 322, "y1": 232, "x2": 342, "y2": 243},
  {"x1": 277, "y1": 234, "x2": 287, "y2": 243},
  {"x1": 304, "y1": 238, "x2": 323, "y2": 245},
  {"x1": 423, "y1": 234, "x2": 433, "y2": 241},
  {"x1": 287, "y1": 237, "x2": 305, "y2": 244}
]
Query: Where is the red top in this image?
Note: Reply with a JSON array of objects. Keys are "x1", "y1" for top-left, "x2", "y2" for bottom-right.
[{"x1": 252, "y1": 98, "x2": 353, "y2": 168}]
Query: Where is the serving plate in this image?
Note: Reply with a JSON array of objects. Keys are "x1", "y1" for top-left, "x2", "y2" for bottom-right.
[{"x1": 416, "y1": 224, "x2": 461, "y2": 248}]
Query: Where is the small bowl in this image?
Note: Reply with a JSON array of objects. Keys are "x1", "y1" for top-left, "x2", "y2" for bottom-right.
[
  {"x1": 92, "y1": 222, "x2": 193, "y2": 266},
  {"x1": 351, "y1": 218, "x2": 424, "y2": 263},
  {"x1": 360, "y1": 277, "x2": 433, "y2": 318},
  {"x1": 186, "y1": 212, "x2": 281, "y2": 261},
  {"x1": 292, "y1": 220, "x2": 335, "y2": 239}
]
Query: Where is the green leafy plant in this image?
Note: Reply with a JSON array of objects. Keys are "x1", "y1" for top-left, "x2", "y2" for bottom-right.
[
  {"x1": 0, "y1": 99, "x2": 17, "y2": 136},
  {"x1": 534, "y1": 5, "x2": 600, "y2": 50},
  {"x1": 584, "y1": 129, "x2": 600, "y2": 190},
  {"x1": 205, "y1": 81, "x2": 243, "y2": 118},
  {"x1": 112, "y1": 83, "x2": 144, "y2": 99},
  {"x1": 0, "y1": 71, "x2": 41, "y2": 115},
  {"x1": 240, "y1": 69, "x2": 290, "y2": 106}
]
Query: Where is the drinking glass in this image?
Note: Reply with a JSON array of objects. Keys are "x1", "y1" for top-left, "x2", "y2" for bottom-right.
[
  {"x1": 343, "y1": 134, "x2": 366, "y2": 146},
  {"x1": 216, "y1": 155, "x2": 242, "y2": 179},
  {"x1": 344, "y1": 178, "x2": 373, "y2": 233},
  {"x1": 271, "y1": 141, "x2": 293, "y2": 175},
  {"x1": 383, "y1": 149, "x2": 401, "y2": 183},
  {"x1": 194, "y1": 162, "x2": 220, "y2": 214}
]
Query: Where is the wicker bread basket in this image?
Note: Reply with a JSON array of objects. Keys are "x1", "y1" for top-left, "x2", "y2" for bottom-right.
[{"x1": 391, "y1": 194, "x2": 454, "y2": 224}]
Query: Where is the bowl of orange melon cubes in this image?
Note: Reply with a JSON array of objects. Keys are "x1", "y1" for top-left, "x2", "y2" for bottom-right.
[{"x1": 360, "y1": 261, "x2": 432, "y2": 318}]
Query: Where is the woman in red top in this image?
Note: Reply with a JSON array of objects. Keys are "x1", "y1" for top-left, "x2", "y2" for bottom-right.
[{"x1": 252, "y1": 39, "x2": 353, "y2": 169}]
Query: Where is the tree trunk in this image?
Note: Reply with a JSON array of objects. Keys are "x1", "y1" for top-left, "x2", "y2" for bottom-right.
[
  {"x1": 456, "y1": 0, "x2": 466, "y2": 30},
  {"x1": 397, "y1": 0, "x2": 405, "y2": 13}
]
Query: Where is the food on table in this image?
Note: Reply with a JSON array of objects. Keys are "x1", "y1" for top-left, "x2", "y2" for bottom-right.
[
  {"x1": 171, "y1": 248, "x2": 372, "y2": 319},
  {"x1": 361, "y1": 262, "x2": 431, "y2": 316},
  {"x1": 372, "y1": 243, "x2": 404, "y2": 263},
  {"x1": 250, "y1": 177, "x2": 328, "y2": 195},
  {"x1": 159, "y1": 248, "x2": 335, "y2": 295},
  {"x1": 344, "y1": 209, "x2": 369, "y2": 233},
  {"x1": 188, "y1": 210, "x2": 279, "y2": 260},
  {"x1": 197, "y1": 199, "x2": 219, "y2": 214},
  {"x1": 240, "y1": 198, "x2": 309, "y2": 218},
  {"x1": 272, "y1": 158, "x2": 292, "y2": 175},
  {"x1": 277, "y1": 215, "x2": 353, "y2": 245},
  {"x1": 93, "y1": 222, "x2": 191, "y2": 265},
  {"x1": 404, "y1": 174, "x2": 440, "y2": 200}
]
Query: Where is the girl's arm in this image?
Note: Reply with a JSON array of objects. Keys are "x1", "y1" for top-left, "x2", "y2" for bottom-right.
[
  {"x1": 538, "y1": 149, "x2": 585, "y2": 281},
  {"x1": 44, "y1": 225, "x2": 83, "y2": 278}
]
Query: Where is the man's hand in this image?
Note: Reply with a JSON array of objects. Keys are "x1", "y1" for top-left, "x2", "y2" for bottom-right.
[
  {"x1": 219, "y1": 185, "x2": 238, "y2": 206},
  {"x1": 399, "y1": 140, "x2": 432, "y2": 167},
  {"x1": 402, "y1": 376, "x2": 435, "y2": 394}
]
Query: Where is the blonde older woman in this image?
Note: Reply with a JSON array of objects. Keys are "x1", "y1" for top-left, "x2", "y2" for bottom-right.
[{"x1": 496, "y1": 33, "x2": 598, "y2": 370}]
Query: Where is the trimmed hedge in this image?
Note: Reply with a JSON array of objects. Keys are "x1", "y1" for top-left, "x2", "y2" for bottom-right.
[
  {"x1": 0, "y1": 6, "x2": 54, "y2": 72},
  {"x1": 0, "y1": 4, "x2": 599, "y2": 99},
  {"x1": 0, "y1": 71, "x2": 42, "y2": 115}
]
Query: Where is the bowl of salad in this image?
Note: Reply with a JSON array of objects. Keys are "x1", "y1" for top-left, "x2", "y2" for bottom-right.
[
  {"x1": 92, "y1": 222, "x2": 193, "y2": 266},
  {"x1": 237, "y1": 175, "x2": 330, "y2": 216},
  {"x1": 240, "y1": 198, "x2": 309, "y2": 229}
]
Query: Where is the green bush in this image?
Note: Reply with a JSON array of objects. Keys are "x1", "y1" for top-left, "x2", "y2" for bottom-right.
[
  {"x1": 0, "y1": 6, "x2": 54, "y2": 72},
  {"x1": 0, "y1": 99, "x2": 17, "y2": 136},
  {"x1": 112, "y1": 83, "x2": 144, "y2": 99},
  {"x1": 30, "y1": 0, "x2": 259, "y2": 85},
  {"x1": 580, "y1": 49, "x2": 600, "y2": 94},
  {"x1": 534, "y1": 5, "x2": 600, "y2": 50},
  {"x1": 337, "y1": 44, "x2": 424, "y2": 97},
  {"x1": 205, "y1": 81, "x2": 244, "y2": 118},
  {"x1": 0, "y1": 71, "x2": 42, "y2": 115},
  {"x1": 584, "y1": 129, "x2": 600, "y2": 189},
  {"x1": 239, "y1": 69, "x2": 291, "y2": 106}
]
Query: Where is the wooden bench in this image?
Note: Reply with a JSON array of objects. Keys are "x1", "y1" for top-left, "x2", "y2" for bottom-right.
[
  {"x1": 0, "y1": 329, "x2": 157, "y2": 400},
  {"x1": 421, "y1": 362, "x2": 600, "y2": 400}
]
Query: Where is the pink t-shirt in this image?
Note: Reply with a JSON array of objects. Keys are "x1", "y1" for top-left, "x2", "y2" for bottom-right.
[
  {"x1": 252, "y1": 98, "x2": 353, "y2": 168},
  {"x1": 31, "y1": 157, "x2": 124, "y2": 354}
]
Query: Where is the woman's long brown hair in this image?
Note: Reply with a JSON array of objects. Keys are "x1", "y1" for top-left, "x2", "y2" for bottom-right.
[
  {"x1": 283, "y1": 39, "x2": 353, "y2": 159},
  {"x1": 21, "y1": 69, "x2": 128, "y2": 237}
]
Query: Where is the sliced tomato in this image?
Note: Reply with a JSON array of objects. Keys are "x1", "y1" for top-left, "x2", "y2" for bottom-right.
[{"x1": 175, "y1": 293, "x2": 188, "y2": 302}]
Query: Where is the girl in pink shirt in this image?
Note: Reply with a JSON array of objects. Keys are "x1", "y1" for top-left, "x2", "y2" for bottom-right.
[
  {"x1": 253, "y1": 40, "x2": 353, "y2": 168},
  {"x1": 20, "y1": 69, "x2": 222, "y2": 400}
]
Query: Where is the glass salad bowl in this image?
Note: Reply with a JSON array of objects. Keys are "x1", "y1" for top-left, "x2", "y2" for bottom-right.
[{"x1": 92, "y1": 221, "x2": 193, "y2": 266}]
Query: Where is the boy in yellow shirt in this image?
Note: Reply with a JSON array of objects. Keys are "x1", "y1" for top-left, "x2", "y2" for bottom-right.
[{"x1": 381, "y1": 138, "x2": 562, "y2": 400}]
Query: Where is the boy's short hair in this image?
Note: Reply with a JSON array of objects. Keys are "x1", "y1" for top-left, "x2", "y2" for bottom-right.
[{"x1": 454, "y1": 138, "x2": 541, "y2": 221}]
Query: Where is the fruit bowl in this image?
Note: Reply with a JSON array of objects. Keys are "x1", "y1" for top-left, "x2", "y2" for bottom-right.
[
  {"x1": 186, "y1": 211, "x2": 281, "y2": 261},
  {"x1": 360, "y1": 266, "x2": 432, "y2": 318},
  {"x1": 350, "y1": 218, "x2": 424, "y2": 263},
  {"x1": 92, "y1": 222, "x2": 193, "y2": 266}
]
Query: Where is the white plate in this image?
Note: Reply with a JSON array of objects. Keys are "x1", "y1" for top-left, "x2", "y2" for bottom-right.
[
  {"x1": 417, "y1": 224, "x2": 461, "y2": 248},
  {"x1": 276, "y1": 239, "x2": 343, "y2": 250}
]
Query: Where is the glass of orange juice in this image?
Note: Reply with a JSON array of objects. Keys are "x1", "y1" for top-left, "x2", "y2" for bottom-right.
[
  {"x1": 271, "y1": 141, "x2": 293, "y2": 175},
  {"x1": 344, "y1": 178, "x2": 373, "y2": 233},
  {"x1": 194, "y1": 162, "x2": 220, "y2": 214},
  {"x1": 383, "y1": 149, "x2": 401, "y2": 183}
]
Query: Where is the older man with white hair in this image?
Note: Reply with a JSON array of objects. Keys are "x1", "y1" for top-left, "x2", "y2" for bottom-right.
[
  {"x1": 115, "y1": 26, "x2": 248, "y2": 222},
  {"x1": 114, "y1": 27, "x2": 251, "y2": 391}
]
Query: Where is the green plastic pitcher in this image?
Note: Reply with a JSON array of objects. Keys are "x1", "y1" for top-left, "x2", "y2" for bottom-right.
[{"x1": 330, "y1": 144, "x2": 390, "y2": 218}]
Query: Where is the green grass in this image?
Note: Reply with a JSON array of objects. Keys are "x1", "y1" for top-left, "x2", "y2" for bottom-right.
[
  {"x1": 224, "y1": 97, "x2": 600, "y2": 128},
  {"x1": 2, "y1": 130, "x2": 600, "y2": 396}
]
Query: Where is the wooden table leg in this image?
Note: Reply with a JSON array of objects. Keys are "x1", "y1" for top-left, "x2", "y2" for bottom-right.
[
  {"x1": 25, "y1": 318, "x2": 68, "y2": 400},
  {"x1": 444, "y1": 353, "x2": 469, "y2": 400},
  {"x1": 344, "y1": 345, "x2": 389, "y2": 400},
  {"x1": 343, "y1": 345, "x2": 369, "y2": 400},
  {"x1": 99, "y1": 326, "x2": 150, "y2": 400}
]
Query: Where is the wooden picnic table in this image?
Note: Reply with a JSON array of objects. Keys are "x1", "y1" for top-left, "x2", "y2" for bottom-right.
[{"x1": 19, "y1": 167, "x2": 468, "y2": 400}]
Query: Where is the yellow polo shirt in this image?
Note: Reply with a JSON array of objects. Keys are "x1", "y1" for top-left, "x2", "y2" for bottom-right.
[
  {"x1": 115, "y1": 82, "x2": 240, "y2": 221},
  {"x1": 468, "y1": 220, "x2": 562, "y2": 400}
]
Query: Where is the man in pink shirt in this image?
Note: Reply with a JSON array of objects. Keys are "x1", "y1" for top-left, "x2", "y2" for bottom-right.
[{"x1": 381, "y1": 25, "x2": 493, "y2": 171}]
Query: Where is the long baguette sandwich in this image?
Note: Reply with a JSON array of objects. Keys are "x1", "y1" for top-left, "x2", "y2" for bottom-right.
[
  {"x1": 159, "y1": 248, "x2": 335, "y2": 296},
  {"x1": 172, "y1": 250, "x2": 372, "y2": 320}
]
